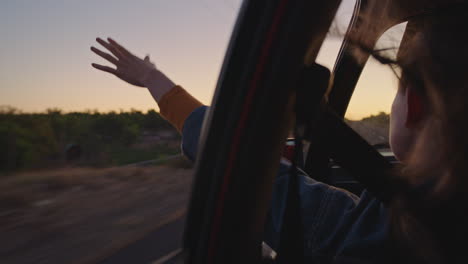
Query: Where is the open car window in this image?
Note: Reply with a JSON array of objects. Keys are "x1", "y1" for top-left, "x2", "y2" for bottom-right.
[
  {"x1": 346, "y1": 22, "x2": 407, "y2": 151},
  {"x1": 316, "y1": 0, "x2": 357, "y2": 70},
  {"x1": 0, "y1": 1, "x2": 242, "y2": 264}
]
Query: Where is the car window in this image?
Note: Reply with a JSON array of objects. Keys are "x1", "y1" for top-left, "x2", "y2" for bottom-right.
[
  {"x1": 345, "y1": 23, "x2": 407, "y2": 151},
  {"x1": 316, "y1": 0, "x2": 356, "y2": 70},
  {"x1": 0, "y1": 1, "x2": 241, "y2": 263}
]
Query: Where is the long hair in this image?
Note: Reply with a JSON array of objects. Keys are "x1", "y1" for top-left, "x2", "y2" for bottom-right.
[{"x1": 350, "y1": 2, "x2": 468, "y2": 263}]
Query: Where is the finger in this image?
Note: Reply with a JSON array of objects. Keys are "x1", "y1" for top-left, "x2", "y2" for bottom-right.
[
  {"x1": 107, "y1": 38, "x2": 132, "y2": 57},
  {"x1": 91, "y1": 63, "x2": 117, "y2": 74},
  {"x1": 96, "y1": 37, "x2": 124, "y2": 59},
  {"x1": 90, "y1": 46, "x2": 119, "y2": 65}
]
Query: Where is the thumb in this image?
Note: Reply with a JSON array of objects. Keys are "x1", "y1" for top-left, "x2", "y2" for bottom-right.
[{"x1": 143, "y1": 55, "x2": 156, "y2": 69}]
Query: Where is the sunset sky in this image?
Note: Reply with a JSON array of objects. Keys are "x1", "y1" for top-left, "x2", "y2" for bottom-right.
[{"x1": 0, "y1": 0, "x2": 401, "y2": 120}]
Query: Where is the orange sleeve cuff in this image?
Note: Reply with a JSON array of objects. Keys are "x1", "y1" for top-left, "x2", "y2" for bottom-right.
[{"x1": 158, "y1": 85, "x2": 204, "y2": 133}]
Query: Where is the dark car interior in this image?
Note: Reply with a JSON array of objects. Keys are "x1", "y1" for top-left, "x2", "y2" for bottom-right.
[{"x1": 182, "y1": 0, "x2": 447, "y2": 263}]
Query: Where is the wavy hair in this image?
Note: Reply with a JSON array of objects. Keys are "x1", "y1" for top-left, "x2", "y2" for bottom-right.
[
  {"x1": 347, "y1": 2, "x2": 468, "y2": 263},
  {"x1": 368, "y1": 3, "x2": 468, "y2": 263}
]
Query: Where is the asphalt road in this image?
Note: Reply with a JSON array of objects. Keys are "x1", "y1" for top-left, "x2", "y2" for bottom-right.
[{"x1": 98, "y1": 217, "x2": 185, "y2": 264}]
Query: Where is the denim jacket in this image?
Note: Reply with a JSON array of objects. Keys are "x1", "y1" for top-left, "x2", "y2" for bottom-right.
[{"x1": 181, "y1": 106, "x2": 390, "y2": 263}]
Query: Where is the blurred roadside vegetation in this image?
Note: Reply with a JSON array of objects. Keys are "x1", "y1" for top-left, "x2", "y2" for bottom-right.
[
  {"x1": 360, "y1": 111, "x2": 390, "y2": 126},
  {"x1": 0, "y1": 106, "x2": 180, "y2": 173},
  {"x1": 346, "y1": 111, "x2": 390, "y2": 146},
  {"x1": 1, "y1": 104, "x2": 390, "y2": 174}
]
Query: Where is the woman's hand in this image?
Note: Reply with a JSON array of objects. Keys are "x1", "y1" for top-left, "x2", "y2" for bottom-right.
[
  {"x1": 91, "y1": 37, "x2": 156, "y2": 87},
  {"x1": 91, "y1": 37, "x2": 175, "y2": 102}
]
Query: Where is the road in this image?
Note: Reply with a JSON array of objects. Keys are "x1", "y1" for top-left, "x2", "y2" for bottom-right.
[{"x1": 98, "y1": 217, "x2": 185, "y2": 264}]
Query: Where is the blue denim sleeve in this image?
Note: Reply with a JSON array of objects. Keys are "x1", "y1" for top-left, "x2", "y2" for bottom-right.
[
  {"x1": 264, "y1": 168, "x2": 389, "y2": 262},
  {"x1": 181, "y1": 106, "x2": 208, "y2": 162}
]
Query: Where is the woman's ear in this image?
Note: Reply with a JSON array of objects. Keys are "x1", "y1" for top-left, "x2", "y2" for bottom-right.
[{"x1": 405, "y1": 87, "x2": 425, "y2": 128}]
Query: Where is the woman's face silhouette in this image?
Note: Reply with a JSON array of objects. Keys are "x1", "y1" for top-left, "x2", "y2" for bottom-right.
[
  {"x1": 389, "y1": 34, "x2": 426, "y2": 162},
  {"x1": 390, "y1": 82, "x2": 412, "y2": 162}
]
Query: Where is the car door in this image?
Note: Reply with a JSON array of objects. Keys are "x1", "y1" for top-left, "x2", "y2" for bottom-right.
[
  {"x1": 183, "y1": 1, "x2": 342, "y2": 263},
  {"x1": 183, "y1": 0, "x2": 443, "y2": 263}
]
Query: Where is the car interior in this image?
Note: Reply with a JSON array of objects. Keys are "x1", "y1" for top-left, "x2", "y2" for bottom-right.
[{"x1": 182, "y1": 0, "x2": 448, "y2": 263}]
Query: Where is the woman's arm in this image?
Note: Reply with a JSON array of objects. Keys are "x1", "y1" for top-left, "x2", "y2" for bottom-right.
[
  {"x1": 91, "y1": 37, "x2": 205, "y2": 156},
  {"x1": 90, "y1": 37, "x2": 203, "y2": 133},
  {"x1": 180, "y1": 105, "x2": 208, "y2": 161}
]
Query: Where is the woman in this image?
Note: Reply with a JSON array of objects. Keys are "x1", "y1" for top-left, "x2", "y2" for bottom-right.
[{"x1": 90, "y1": 5, "x2": 468, "y2": 262}]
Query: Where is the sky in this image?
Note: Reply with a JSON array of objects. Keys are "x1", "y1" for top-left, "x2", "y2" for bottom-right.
[{"x1": 0, "y1": 0, "x2": 402, "y2": 120}]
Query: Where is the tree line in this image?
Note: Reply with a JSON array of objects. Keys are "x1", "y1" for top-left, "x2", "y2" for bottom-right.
[
  {"x1": 1, "y1": 105, "x2": 390, "y2": 173},
  {"x1": 0, "y1": 106, "x2": 178, "y2": 172}
]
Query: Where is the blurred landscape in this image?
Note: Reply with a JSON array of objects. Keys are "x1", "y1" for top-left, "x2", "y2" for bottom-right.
[
  {"x1": 346, "y1": 111, "x2": 389, "y2": 147},
  {"x1": 0, "y1": 107, "x2": 189, "y2": 263},
  {"x1": 0, "y1": 108, "x2": 389, "y2": 263},
  {"x1": 0, "y1": 106, "x2": 180, "y2": 173}
]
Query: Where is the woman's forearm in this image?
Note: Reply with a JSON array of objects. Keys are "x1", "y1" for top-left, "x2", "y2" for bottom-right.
[
  {"x1": 90, "y1": 37, "x2": 203, "y2": 134},
  {"x1": 142, "y1": 68, "x2": 176, "y2": 103}
]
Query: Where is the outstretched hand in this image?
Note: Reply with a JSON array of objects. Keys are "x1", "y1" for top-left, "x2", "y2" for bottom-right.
[
  {"x1": 91, "y1": 37, "x2": 176, "y2": 102},
  {"x1": 91, "y1": 37, "x2": 156, "y2": 87}
]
